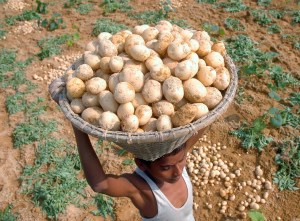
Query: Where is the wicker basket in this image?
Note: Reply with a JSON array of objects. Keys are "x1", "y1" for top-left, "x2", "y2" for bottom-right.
[{"x1": 52, "y1": 55, "x2": 238, "y2": 161}]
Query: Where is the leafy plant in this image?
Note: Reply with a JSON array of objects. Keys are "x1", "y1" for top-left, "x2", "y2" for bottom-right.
[
  {"x1": 100, "y1": 0, "x2": 132, "y2": 14},
  {"x1": 13, "y1": 118, "x2": 57, "y2": 148},
  {"x1": 267, "y1": 24, "x2": 281, "y2": 34},
  {"x1": 230, "y1": 117, "x2": 273, "y2": 152},
  {"x1": 268, "y1": 107, "x2": 299, "y2": 128},
  {"x1": 248, "y1": 210, "x2": 266, "y2": 221},
  {"x1": 251, "y1": 9, "x2": 272, "y2": 26},
  {"x1": 36, "y1": 0, "x2": 48, "y2": 14},
  {"x1": 92, "y1": 18, "x2": 128, "y2": 36},
  {"x1": 196, "y1": 0, "x2": 217, "y2": 4},
  {"x1": 0, "y1": 204, "x2": 17, "y2": 221},
  {"x1": 269, "y1": 9, "x2": 285, "y2": 19},
  {"x1": 64, "y1": 0, "x2": 82, "y2": 8},
  {"x1": 40, "y1": 13, "x2": 65, "y2": 31},
  {"x1": 273, "y1": 136, "x2": 300, "y2": 190},
  {"x1": 6, "y1": 92, "x2": 27, "y2": 115},
  {"x1": 224, "y1": 18, "x2": 245, "y2": 31},
  {"x1": 169, "y1": 19, "x2": 190, "y2": 29},
  {"x1": 5, "y1": 10, "x2": 41, "y2": 26},
  {"x1": 287, "y1": 92, "x2": 300, "y2": 107},
  {"x1": 292, "y1": 10, "x2": 300, "y2": 24},
  {"x1": 257, "y1": 0, "x2": 272, "y2": 7},
  {"x1": 76, "y1": 3, "x2": 93, "y2": 15},
  {"x1": 91, "y1": 194, "x2": 115, "y2": 218},
  {"x1": 268, "y1": 65, "x2": 300, "y2": 89},
  {"x1": 217, "y1": 0, "x2": 248, "y2": 13},
  {"x1": 202, "y1": 22, "x2": 225, "y2": 37},
  {"x1": 20, "y1": 138, "x2": 88, "y2": 219},
  {"x1": 37, "y1": 33, "x2": 79, "y2": 60},
  {"x1": 0, "y1": 23, "x2": 6, "y2": 39}
]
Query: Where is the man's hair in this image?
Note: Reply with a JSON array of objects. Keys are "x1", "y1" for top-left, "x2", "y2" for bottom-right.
[{"x1": 136, "y1": 143, "x2": 186, "y2": 166}]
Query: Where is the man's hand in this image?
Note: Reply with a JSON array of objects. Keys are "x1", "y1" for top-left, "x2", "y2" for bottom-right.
[{"x1": 48, "y1": 77, "x2": 66, "y2": 104}]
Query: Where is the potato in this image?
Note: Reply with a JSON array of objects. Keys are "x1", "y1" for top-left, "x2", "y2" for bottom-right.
[
  {"x1": 132, "y1": 24, "x2": 150, "y2": 35},
  {"x1": 174, "y1": 97, "x2": 188, "y2": 110},
  {"x1": 82, "y1": 92, "x2": 99, "y2": 107},
  {"x1": 114, "y1": 82, "x2": 135, "y2": 104},
  {"x1": 193, "y1": 103, "x2": 209, "y2": 120},
  {"x1": 156, "y1": 115, "x2": 172, "y2": 131},
  {"x1": 97, "y1": 39, "x2": 118, "y2": 57},
  {"x1": 162, "y1": 57, "x2": 178, "y2": 75},
  {"x1": 152, "y1": 100, "x2": 175, "y2": 117},
  {"x1": 204, "y1": 51, "x2": 225, "y2": 68},
  {"x1": 85, "y1": 77, "x2": 107, "y2": 94},
  {"x1": 66, "y1": 77, "x2": 86, "y2": 98},
  {"x1": 142, "y1": 79, "x2": 163, "y2": 103},
  {"x1": 81, "y1": 106, "x2": 103, "y2": 126},
  {"x1": 155, "y1": 20, "x2": 173, "y2": 32},
  {"x1": 141, "y1": 27, "x2": 159, "y2": 42},
  {"x1": 162, "y1": 76, "x2": 184, "y2": 103},
  {"x1": 129, "y1": 45, "x2": 151, "y2": 62},
  {"x1": 167, "y1": 42, "x2": 191, "y2": 61},
  {"x1": 180, "y1": 29, "x2": 193, "y2": 42},
  {"x1": 108, "y1": 73, "x2": 120, "y2": 93},
  {"x1": 95, "y1": 69, "x2": 110, "y2": 82},
  {"x1": 192, "y1": 30, "x2": 211, "y2": 42},
  {"x1": 202, "y1": 87, "x2": 223, "y2": 109},
  {"x1": 145, "y1": 55, "x2": 164, "y2": 72},
  {"x1": 212, "y1": 41, "x2": 226, "y2": 56},
  {"x1": 75, "y1": 64, "x2": 94, "y2": 81},
  {"x1": 196, "y1": 40, "x2": 212, "y2": 57},
  {"x1": 150, "y1": 65, "x2": 171, "y2": 82},
  {"x1": 196, "y1": 66, "x2": 217, "y2": 86},
  {"x1": 175, "y1": 59, "x2": 198, "y2": 80},
  {"x1": 97, "y1": 32, "x2": 112, "y2": 41},
  {"x1": 83, "y1": 53, "x2": 101, "y2": 71},
  {"x1": 99, "y1": 111, "x2": 120, "y2": 131},
  {"x1": 99, "y1": 57, "x2": 112, "y2": 74},
  {"x1": 70, "y1": 98, "x2": 85, "y2": 114},
  {"x1": 121, "y1": 115, "x2": 139, "y2": 132},
  {"x1": 198, "y1": 59, "x2": 206, "y2": 69},
  {"x1": 141, "y1": 118, "x2": 157, "y2": 132},
  {"x1": 109, "y1": 56, "x2": 124, "y2": 73},
  {"x1": 183, "y1": 78, "x2": 207, "y2": 103},
  {"x1": 110, "y1": 34, "x2": 125, "y2": 53},
  {"x1": 85, "y1": 40, "x2": 98, "y2": 52},
  {"x1": 118, "y1": 68, "x2": 144, "y2": 92},
  {"x1": 135, "y1": 105, "x2": 152, "y2": 126},
  {"x1": 186, "y1": 52, "x2": 199, "y2": 65},
  {"x1": 124, "y1": 34, "x2": 145, "y2": 55},
  {"x1": 117, "y1": 102, "x2": 135, "y2": 120},
  {"x1": 124, "y1": 59, "x2": 148, "y2": 74},
  {"x1": 131, "y1": 93, "x2": 148, "y2": 108},
  {"x1": 188, "y1": 39, "x2": 200, "y2": 52},
  {"x1": 98, "y1": 90, "x2": 119, "y2": 113},
  {"x1": 152, "y1": 39, "x2": 170, "y2": 56},
  {"x1": 171, "y1": 103, "x2": 198, "y2": 127},
  {"x1": 213, "y1": 67, "x2": 231, "y2": 90}
]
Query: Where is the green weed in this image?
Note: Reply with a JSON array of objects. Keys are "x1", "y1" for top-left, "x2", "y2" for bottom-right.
[
  {"x1": 196, "y1": 0, "x2": 217, "y2": 4},
  {"x1": 273, "y1": 136, "x2": 300, "y2": 190},
  {"x1": 268, "y1": 65, "x2": 300, "y2": 89},
  {"x1": 13, "y1": 118, "x2": 57, "y2": 148},
  {"x1": 235, "y1": 86, "x2": 254, "y2": 104},
  {"x1": 5, "y1": 92, "x2": 27, "y2": 115},
  {"x1": 217, "y1": 0, "x2": 248, "y2": 13},
  {"x1": 36, "y1": 0, "x2": 48, "y2": 14},
  {"x1": 100, "y1": 0, "x2": 132, "y2": 14},
  {"x1": 202, "y1": 22, "x2": 225, "y2": 37},
  {"x1": 267, "y1": 24, "x2": 281, "y2": 34},
  {"x1": 269, "y1": 9, "x2": 285, "y2": 19},
  {"x1": 64, "y1": 0, "x2": 82, "y2": 8},
  {"x1": 40, "y1": 13, "x2": 65, "y2": 31},
  {"x1": 0, "y1": 0, "x2": 7, "y2": 3},
  {"x1": 251, "y1": 9, "x2": 273, "y2": 26},
  {"x1": 287, "y1": 92, "x2": 300, "y2": 108},
  {"x1": 292, "y1": 10, "x2": 300, "y2": 24},
  {"x1": 92, "y1": 19, "x2": 128, "y2": 36},
  {"x1": 37, "y1": 33, "x2": 79, "y2": 60},
  {"x1": 169, "y1": 19, "x2": 190, "y2": 29},
  {"x1": 20, "y1": 138, "x2": 87, "y2": 219},
  {"x1": 76, "y1": 3, "x2": 93, "y2": 15},
  {"x1": 257, "y1": 0, "x2": 272, "y2": 7},
  {"x1": 5, "y1": 10, "x2": 41, "y2": 26},
  {"x1": 0, "y1": 204, "x2": 17, "y2": 221},
  {"x1": 248, "y1": 210, "x2": 266, "y2": 221},
  {"x1": 91, "y1": 194, "x2": 115, "y2": 218},
  {"x1": 230, "y1": 117, "x2": 273, "y2": 152},
  {"x1": 224, "y1": 18, "x2": 245, "y2": 31},
  {"x1": 268, "y1": 107, "x2": 299, "y2": 128},
  {"x1": 0, "y1": 23, "x2": 6, "y2": 39},
  {"x1": 294, "y1": 41, "x2": 300, "y2": 50}
]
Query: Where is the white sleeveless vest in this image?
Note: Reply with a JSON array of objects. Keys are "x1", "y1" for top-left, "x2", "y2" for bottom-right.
[{"x1": 135, "y1": 167, "x2": 195, "y2": 221}]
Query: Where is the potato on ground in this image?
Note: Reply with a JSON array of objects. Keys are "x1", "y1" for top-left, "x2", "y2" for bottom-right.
[
  {"x1": 171, "y1": 103, "x2": 198, "y2": 127},
  {"x1": 183, "y1": 78, "x2": 207, "y2": 103},
  {"x1": 81, "y1": 106, "x2": 103, "y2": 126},
  {"x1": 99, "y1": 111, "x2": 121, "y2": 131},
  {"x1": 202, "y1": 87, "x2": 223, "y2": 109}
]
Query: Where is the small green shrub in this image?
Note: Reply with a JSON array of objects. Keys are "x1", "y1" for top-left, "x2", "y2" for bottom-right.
[
  {"x1": 5, "y1": 10, "x2": 41, "y2": 26},
  {"x1": 100, "y1": 0, "x2": 132, "y2": 14},
  {"x1": 92, "y1": 19, "x2": 128, "y2": 36},
  {"x1": 0, "y1": 204, "x2": 17, "y2": 221},
  {"x1": 224, "y1": 18, "x2": 245, "y2": 31}
]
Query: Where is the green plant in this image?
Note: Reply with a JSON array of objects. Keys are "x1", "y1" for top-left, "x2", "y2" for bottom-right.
[
  {"x1": 196, "y1": 0, "x2": 217, "y2": 4},
  {"x1": 292, "y1": 10, "x2": 300, "y2": 24},
  {"x1": 217, "y1": 0, "x2": 248, "y2": 13},
  {"x1": 122, "y1": 158, "x2": 134, "y2": 165},
  {"x1": 36, "y1": 33, "x2": 79, "y2": 60},
  {"x1": 224, "y1": 18, "x2": 245, "y2": 31},
  {"x1": 267, "y1": 107, "x2": 300, "y2": 128},
  {"x1": 36, "y1": 0, "x2": 48, "y2": 14},
  {"x1": 13, "y1": 118, "x2": 57, "y2": 148},
  {"x1": 294, "y1": 41, "x2": 300, "y2": 50},
  {"x1": 92, "y1": 18, "x2": 128, "y2": 36},
  {"x1": 5, "y1": 10, "x2": 41, "y2": 26},
  {"x1": 251, "y1": 9, "x2": 272, "y2": 26},
  {"x1": 267, "y1": 24, "x2": 281, "y2": 34},
  {"x1": 100, "y1": 0, "x2": 132, "y2": 14},
  {"x1": 202, "y1": 22, "x2": 225, "y2": 37},
  {"x1": 257, "y1": 0, "x2": 272, "y2": 7},
  {"x1": 91, "y1": 194, "x2": 115, "y2": 218},
  {"x1": 76, "y1": 3, "x2": 93, "y2": 14},
  {"x1": 230, "y1": 117, "x2": 273, "y2": 152},
  {"x1": 269, "y1": 9, "x2": 285, "y2": 19},
  {"x1": 5, "y1": 92, "x2": 27, "y2": 115},
  {"x1": 248, "y1": 210, "x2": 266, "y2": 221},
  {"x1": 268, "y1": 65, "x2": 300, "y2": 89},
  {"x1": 235, "y1": 86, "x2": 254, "y2": 104},
  {"x1": 0, "y1": 204, "x2": 17, "y2": 221},
  {"x1": 20, "y1": 138, "x2": 88, "y2": 219},
  {"x1": 169, "y1": 19, "x2": 190, "y2": 28},
  {"x1": 40, "y1": 13, "x2": 65, "y2": 31},
  {"x1": 287, "y1": 92, "x2": 300, "y2": 108},
  {"x1": 273, "y1": 136, "x2": 300, "y2": 190},
  {"x1": 0, "y1": 23, "x2": 6, "y2": 39},
  {"x1": 64, "y1": 0, "x2": 82, "y2": 8}
]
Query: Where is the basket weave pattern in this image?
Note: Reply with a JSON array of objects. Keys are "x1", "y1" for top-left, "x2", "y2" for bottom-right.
[{"x1": 53, "y1": 55, "x2": 238, "y2": 161}]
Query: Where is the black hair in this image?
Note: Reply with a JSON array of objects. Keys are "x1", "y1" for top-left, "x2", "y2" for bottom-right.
[{"x1": 136, "y1": 143, "x2": 186, "y2": 166}]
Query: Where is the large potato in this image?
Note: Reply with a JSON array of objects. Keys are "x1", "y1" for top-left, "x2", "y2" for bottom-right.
[
  {"x1": 98, "y1": 90, "x2": 119, "y2": 113},
  {"x1": 142, "y1": 79, "x2": 163, "y2": 103},
  {"x1": 66, "y1": 77, "x2": 86, "y2": 98},
  {"x1": 135, "y1": 105, "x2": 152, "y2": 126},
  {"x1": 213, "y1": 67, "x2": 231, "y2": 90},
  {"x1": 118, "y1": 68, "x2": 144, "y2": 92},
  {"x1": 75, "y1": 64, "x2": 94, "y2": 81},
  {"x1": 83, "y1": 53, "x2": 101, "y2": 71},
  {"x1": 85, "y1": 77, "x2": 107, "y2": 94},
  {"x1": 183, "y1": 78, "x2": 207, "y2": 103},
  {"x1": 81, "y1": 107, "x2": 103, "y2": 126},
  {"x1": 202, "y1": 87, "x2": 223, "y2": 109},
  {"x1": 204, "y1": 51, "x2": 225, "y2": 68},
  {"x1": 196, "y1": 66, "x2": 217, "y2": 86},
  {"x1": 97, "y1": 39, "x2": 118, "y2": 57},
  {"x1": 82, "y1": 92, "x2": 99, "y2": 107},
  {"x1": 114, "y1": 82, "x2": 135, "y2": 104},
  {"x1": 70, "y1": 98, "x2": 85, "y2": 114},
  {"x1": 152, "y1": 100, "x2": 175, "y2": 117},
  {"x1": 171, "y1": 103, "x2": 198, "y2": 127},
  {"x1": 162, "y1": 76, "x2": 184, "y2": 103},
  {"x1": 99, "y1": 111, "x2": 120, "y2": 131},
  {"x1": 156, "y1": 115, "x2": 173, "y2": 131}
]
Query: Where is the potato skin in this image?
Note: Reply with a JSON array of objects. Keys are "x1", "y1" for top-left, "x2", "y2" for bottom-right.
[
  {"x1": 202, "y1": 87, "x2": 223, "y2": 109},
  {"x1": 66, "y1": 77, "x2": 86, "y2": 98},
  {"x1": 171, "y1": 103, "x2": 198, "y2": 127},
  {"x1": 81, "y1": 107, "x2": 103, "y2": 126},
  {"x1": 162, "y1": 76, "x2": 184, "y2": 104}
]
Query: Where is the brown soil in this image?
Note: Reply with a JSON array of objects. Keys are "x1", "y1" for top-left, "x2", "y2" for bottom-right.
[{"x1": 0, "y1": 0, "x2": 299, "y2": 221}]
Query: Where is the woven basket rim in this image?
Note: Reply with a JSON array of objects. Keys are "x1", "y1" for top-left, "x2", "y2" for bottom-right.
[{"x1": 58, "y1": 54, "x2": 238, "y2": 145}]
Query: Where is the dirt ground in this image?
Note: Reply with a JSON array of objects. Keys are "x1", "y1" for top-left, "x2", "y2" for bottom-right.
[{"x1": 0, "y1": 0, "x2": 299, "y2": 220}]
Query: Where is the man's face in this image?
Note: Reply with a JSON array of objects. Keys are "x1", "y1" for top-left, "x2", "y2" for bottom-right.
[{"x1": 145, "y1": 148, "x2": 187, "y2": 184}]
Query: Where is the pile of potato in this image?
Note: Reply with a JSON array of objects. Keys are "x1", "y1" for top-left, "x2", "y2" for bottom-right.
[{"x1": 65, "y1": 20, "x2": 231, "y2": 132}]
